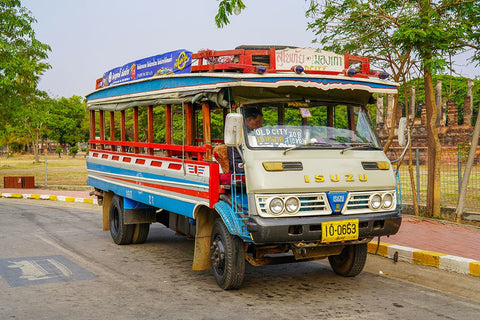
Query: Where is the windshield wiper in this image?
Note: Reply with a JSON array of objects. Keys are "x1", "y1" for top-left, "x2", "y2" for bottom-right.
[
  {"x1": 283, "y1": 141, "x2": 332, "y2": 155},
  {"x1": 340, "y1": 143, "x2": 380, "y2": 154}
]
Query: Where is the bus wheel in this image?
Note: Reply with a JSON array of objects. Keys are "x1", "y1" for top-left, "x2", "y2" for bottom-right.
[
  {"x1": 131, "y1": 223, "x2": 150, "y2": 244},
  {"x1": 328, "y1": 243, "x2": 367, "y2": 277},
  {"x1": 210, "y1": 218, "x2": 245, "y2": 290},
  {"x1": 109, "y1": 195, "x2": 134, "y2": 245}
]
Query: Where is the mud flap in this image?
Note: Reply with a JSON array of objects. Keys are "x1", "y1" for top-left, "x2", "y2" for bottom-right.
[
  {"x1": 102, "y1": 191, "x2": 113, "y2": 231},
  {"x1": 192, "y1": 208, "x2": 215, "y2": 271}
]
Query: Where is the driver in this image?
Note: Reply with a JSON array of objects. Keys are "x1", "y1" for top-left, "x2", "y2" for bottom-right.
[{"x1": 228, "y1": 107, "x2": 263, "y2": 173}]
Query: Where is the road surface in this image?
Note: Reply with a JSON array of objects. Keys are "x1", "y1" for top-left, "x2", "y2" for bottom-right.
[{"x1": 0, "y1": 199, "x2": 479, "y2": 319}]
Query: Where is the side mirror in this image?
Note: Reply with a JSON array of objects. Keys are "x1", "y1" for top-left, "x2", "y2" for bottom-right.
[
  {"x1": 397, "y1": 117, "x2": 407, "y2": 147},
  {"x1": 224, "y1": 113, "x2": 243, "y2": 146}
]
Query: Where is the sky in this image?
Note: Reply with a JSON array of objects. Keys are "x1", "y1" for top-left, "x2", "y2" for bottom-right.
[{"x1": 22, "y1": 0, "x2": 480, "y2": 98}]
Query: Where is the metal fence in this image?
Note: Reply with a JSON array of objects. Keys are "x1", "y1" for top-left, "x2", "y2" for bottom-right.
[{"x1": 388, "y1": 147, "x2": 480, "y2": 213}]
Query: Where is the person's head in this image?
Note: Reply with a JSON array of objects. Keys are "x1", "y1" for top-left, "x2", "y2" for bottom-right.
[{"x1": 244, "y1": 107, "x2": 263, "y2": 130}]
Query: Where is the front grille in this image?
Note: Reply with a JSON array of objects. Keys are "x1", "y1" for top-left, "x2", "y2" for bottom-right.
[
  {"x1": 256, "y1": 193, "x2": 331, "y2": 217},
  {"x1": 342, "y1": 191, "x2": 395, "y2": 215},
  {"x1": 345, "y1": 193, "x2": 370, "y2": 211},
  {"x1": 298, "y1": 195, "x2": 329, "y2": 212}
]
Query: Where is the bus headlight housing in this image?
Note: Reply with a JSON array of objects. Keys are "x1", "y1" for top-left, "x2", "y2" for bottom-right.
[
  {"x1": 382, "y1": 193, "x2": 394, "y2": 209},
  {"x1": 268, "y1": 198, "x2": 284, "y2": 215},
  {"x1": 285, "y1": 197, "x2": 300, "y2": 214},
  {"x1": 370, "y1": 194, "x2": 382, "y2": 210}
]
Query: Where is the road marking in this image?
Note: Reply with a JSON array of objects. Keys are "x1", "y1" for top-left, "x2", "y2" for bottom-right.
[{"x1": 0, "y1": 255, "x2": 95, "y2": 287}]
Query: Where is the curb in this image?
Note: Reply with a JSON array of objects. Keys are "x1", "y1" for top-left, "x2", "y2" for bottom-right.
[
  {"x1": 0, "y1": 192, "x2": 98, "y2": 205},
  {"x1": 368, "y1": 241, "x2": 480, "y2": 277}
]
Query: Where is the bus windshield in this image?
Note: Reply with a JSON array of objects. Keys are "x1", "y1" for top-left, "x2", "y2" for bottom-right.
[{"x1": 243, "y1": 103, "x2": 381, "y2": 151}]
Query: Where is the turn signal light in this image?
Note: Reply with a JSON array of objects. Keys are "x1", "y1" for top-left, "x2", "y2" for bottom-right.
[{"x1": 263, "y1": 162, "x2": 283, "y2": 171}]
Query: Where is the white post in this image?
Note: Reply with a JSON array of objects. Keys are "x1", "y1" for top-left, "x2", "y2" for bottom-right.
[{"x1": 44, "y1": 149, "x2": 48, "y2": 186}]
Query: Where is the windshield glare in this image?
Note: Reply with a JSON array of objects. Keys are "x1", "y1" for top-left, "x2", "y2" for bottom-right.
[{"x1": 243, "y1": 103, "x2": 381, "y2": 150}]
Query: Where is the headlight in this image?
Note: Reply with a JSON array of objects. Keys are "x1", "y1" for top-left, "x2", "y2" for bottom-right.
[
  {"x1": 269, "y1": 198, "x2": 284, "y2": 215},
  {"x1": 370, "y1": 194, "x2": 382, "y2": 210},
  {"x1": 383, "y1": 193, "x2": 394, "y2": 208},
  {"x1": 285, "y1": 197, "x2": 300, "y2": 213}
]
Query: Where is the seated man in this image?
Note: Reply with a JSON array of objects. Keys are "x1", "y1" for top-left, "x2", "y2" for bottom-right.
[{"x1": 228, "y1": 107, "x2": 263, "y2": 174}]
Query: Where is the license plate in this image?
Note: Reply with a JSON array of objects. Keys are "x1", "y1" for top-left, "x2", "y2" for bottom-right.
[{"x1": 321, "y1": 219, "x2": 359, "y2": 243}]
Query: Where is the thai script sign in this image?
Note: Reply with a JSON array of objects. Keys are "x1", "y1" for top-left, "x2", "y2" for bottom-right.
[
  {"x1": 275, "y1": 48, "x2": 344, "y2": 72},
  {"x1": 100, "y1": 49, "x2": 192, "y2": 88}
]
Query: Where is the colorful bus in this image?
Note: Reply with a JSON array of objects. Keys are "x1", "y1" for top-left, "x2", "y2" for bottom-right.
[{"x1": 86, "y1": 46, "x2": 402, "y2": 289}]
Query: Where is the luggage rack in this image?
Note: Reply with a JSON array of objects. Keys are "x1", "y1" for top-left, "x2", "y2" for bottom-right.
[{"x1": 191, "y1": 47, "x2": 380, "y2": 78}]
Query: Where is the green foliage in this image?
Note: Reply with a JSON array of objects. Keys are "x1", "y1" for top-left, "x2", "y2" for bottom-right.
[
  {"x1": 69, "y1": 146, "x2": 79, "y2": 157},
  {"x1": 0, "y1": 0, "x2": 51, "y2": 129},
  {"x1": 47, "y1": 95, "x2": 89, "y2": 146},
  {"x1": 399, "y1": 75, "x2": 480, "y2": 124},
  {"x1": 306, "y1": 0, "x2": 417, "y2": 81},
  {"x1": 305, "y1": 1, "x2": 480, "y2": 80},
  {"x1": 214, "y1": 0, "x2": 246, "y2": 28},
  {"x1": 457, "y1": 142, "x2": 471, "y2": 162},
  {"x1": 55, "y1": 147, "x2": 62, "y2": 158}
]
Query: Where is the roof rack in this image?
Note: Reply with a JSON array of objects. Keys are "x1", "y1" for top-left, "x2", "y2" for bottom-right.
[
  {"x1": 191, "y1": 47, "x2": 378, "y2": 78},
  {"x1": 94, "y1": 47, "x2": 389, "y2": 90}
]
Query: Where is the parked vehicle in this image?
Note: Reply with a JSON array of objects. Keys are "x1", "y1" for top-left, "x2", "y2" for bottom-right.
[{"x1": 86, "y1": 46, "x2": 402, "y2": 289}]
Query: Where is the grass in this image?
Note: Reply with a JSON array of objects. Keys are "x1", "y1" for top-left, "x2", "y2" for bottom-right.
[
  {"x1": 2, "y1": 154, "x2": 479, "y2": 211},
  {"x1": 397, "y1": 164, "x2": 480, "y2": 212},
  {"x1": 0, "y1": 154, "x2": 89, "y2": 190}
]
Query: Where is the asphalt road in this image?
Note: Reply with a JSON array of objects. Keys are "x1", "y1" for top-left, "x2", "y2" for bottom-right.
[{"x1": 1, "y1": 199, "x2": 479, "y2": 320}]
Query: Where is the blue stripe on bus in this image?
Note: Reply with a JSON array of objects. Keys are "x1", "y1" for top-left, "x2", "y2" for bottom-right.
[
  {"x1": 88, "y1": 177, "x2": 195, "y2": 218},
  {"x1": 87, "y1": 161, "x2": 208, "y2": 187}
]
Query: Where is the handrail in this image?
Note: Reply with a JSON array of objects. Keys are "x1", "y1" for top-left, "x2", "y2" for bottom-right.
[{"x1": 89, "y1": 139, "x2": 212, "y2": 161}]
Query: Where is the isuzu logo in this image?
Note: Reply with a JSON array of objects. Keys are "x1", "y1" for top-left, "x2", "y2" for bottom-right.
[{"x1": 303, "y1": 174, "x2": 368, "y2": 183}]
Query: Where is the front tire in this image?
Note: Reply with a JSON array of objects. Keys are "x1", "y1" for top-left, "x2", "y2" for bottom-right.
[
  {"x1": 210, "y1": 218, "x2": 245, "y2": 290},
  {"x1": 328, "y1": 243, "x2": 367, "y2": 277},
  {"x1": 109, "y1": 195, "x2": 134, "y2": 245}
]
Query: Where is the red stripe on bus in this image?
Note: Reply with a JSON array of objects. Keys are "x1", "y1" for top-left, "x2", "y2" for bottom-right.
[{"x1": 104, "y1": 175, "x2": 210, "y2": 200}]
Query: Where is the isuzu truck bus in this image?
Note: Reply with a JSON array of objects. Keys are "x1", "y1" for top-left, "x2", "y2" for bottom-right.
[{"x1": 86, "y1": 46, "x2": 402, "y2": 289}]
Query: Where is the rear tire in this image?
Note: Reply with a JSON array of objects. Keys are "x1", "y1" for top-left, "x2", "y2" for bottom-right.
[
  {"x1": 131, "y1": 223, "x2": 150, "y2": 244},
  {"x1": 328, "y1": 243, "x2": 367, "y2": 277},
  {"x1": 109, "y1": 195, "x2": 134, "y2": 245},
  {"x1": 210, "y1": 218, "x2": 245, "y2": 290}
]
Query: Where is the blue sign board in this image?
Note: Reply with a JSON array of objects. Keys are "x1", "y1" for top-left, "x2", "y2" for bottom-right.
[{"x1": 100, "y1": 49, "x2": 192, "y2": 88}]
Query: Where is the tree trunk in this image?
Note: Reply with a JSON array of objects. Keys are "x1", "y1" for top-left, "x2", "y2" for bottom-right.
[
  {"x1": 33, "y1": 130, "x2": 40, "y2": 163},
  {"x1": 405, "y1": 84, "x2": 419, "y2": 216},
  {"x1": 382, "y1": 95, "x2": 399, "y2": 153},
  {"x1": 424, "y1": 71, "x2": 442, "y2": 218}
]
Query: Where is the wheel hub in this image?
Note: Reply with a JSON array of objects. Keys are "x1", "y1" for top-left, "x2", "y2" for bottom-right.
[{"x1": 211, "y1": 235, "x2": 226, "y2": 275}]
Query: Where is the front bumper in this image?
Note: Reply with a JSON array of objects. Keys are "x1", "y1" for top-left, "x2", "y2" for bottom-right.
[{"x1": 247, "y1": 210, "x2": 401, "y2": 244}]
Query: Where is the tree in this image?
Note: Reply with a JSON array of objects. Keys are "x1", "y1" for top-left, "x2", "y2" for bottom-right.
[
  {"x1": 214, "y1": 0, "x2": 246, "y2": 28},
  {"x1": 14, "y1": 91, "x2": 51, "y2": 162},
  {"x1": 47, "y1": 95, "x2": 89, "y2": 148},
  {"x1": 0, "y1": 0, "x2": 51, "y2": 130},
  {"x1": 216, "y1": 0, "x2": 480, "y2": 218},
  {"x1": 393, "y1": 0, "x2": 480, "y2": 218}
]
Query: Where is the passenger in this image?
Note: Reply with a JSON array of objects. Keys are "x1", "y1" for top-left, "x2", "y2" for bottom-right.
[{"x1": 228, "y1": 108, "x2": 263, "y2": 174}]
